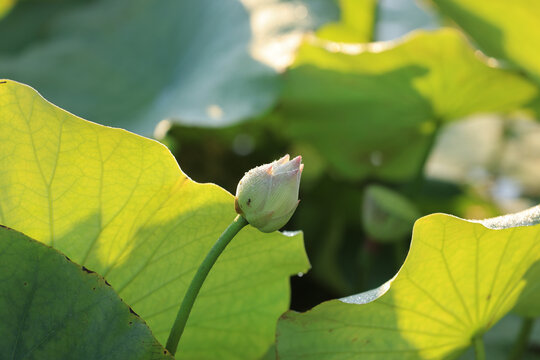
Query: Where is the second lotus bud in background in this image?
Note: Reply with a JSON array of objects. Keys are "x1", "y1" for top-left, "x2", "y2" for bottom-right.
[{"x1": 235, "y1": 155, "x2": 303, "y2": 233}]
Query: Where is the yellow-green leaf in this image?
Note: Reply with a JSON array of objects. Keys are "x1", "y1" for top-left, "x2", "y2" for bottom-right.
[
  {"x1": 274, "y1": 28, "x2": 537, "y2": 180},
  {"x1": 277, "y1": 206, "x2": 540, "y2": 359},
  {"x1": 316, "y1": 0, "x2": 376, "y2": 43},
  {"x1": 0, "y1": 80, "x2": 310, "y2": 360},
  {"x1": 0, "y1": 0, "x2": 16, "y2": 19},
  {"x1": 432, "y1": 0, "x2": 540, "y2": 83}
]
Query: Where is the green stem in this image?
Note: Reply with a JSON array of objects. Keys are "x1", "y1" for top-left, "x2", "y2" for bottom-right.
[
  {"x1": 165, "y1": 215, "x2": 248, "y2": 355},
  {"x1": 509, "y1": 317, "x2": 534, "y2": 360},
  {"x1": 474, "y1": 335, "x2": 486, "y2": 360}
]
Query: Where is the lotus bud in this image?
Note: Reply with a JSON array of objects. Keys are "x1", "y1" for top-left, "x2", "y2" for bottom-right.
[{"x1": 235, "y1": 155, "x2": 303, "y2": 233}]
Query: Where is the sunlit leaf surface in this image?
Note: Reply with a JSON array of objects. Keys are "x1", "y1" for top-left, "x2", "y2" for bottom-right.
[
  {"x1": 0, "y1": 0, "x2": 16, "y2": 19},
  {"x1": 316, "y1": 0, "x2": 376, "y2": 43},
  {"x1": 277, "y1": 206, "x2": 540, "y2": 359},
  {"x1": 0, "y1": 80, "x2": 310, "y2": 359},
  {"x1": 273, "y1": 29, "x2": 537, "y2": 180},
  {"x1": 432, "y1": 0, "x2": 540, "y2": 82},
  {"x1": 0, "y1": 225, "x2": 172, "y2": 360}
]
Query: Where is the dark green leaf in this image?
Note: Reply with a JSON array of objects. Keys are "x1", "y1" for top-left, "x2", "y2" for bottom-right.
[
  {"x1": 362, "y1": 185, "x2": 420, "y2": 243},
  {"x1": 0, "y1": 0, "x2": 338, "y2": 134},
  {"x1": 0, "y1": 225, "x2": 172, "y2": 360}
]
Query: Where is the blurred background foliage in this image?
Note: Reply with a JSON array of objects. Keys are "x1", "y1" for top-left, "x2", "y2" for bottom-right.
[{"x1": 2, "y1": 0, "x2": 540, "y2": 353}]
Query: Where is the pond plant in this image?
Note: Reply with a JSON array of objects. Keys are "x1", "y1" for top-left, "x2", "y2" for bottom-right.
[{"x1": 1, "y1": 0, "x2": 540, "y2": 359}]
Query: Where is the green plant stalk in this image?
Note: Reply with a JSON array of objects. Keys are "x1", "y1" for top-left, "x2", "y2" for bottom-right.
[
  {"x1": 166, "y1": 214, "x2": 249, "y2": 355},
  {"x1": 509, "y1": 317, "x2": 534, "y2": 360},
  {"x1": 474, "y1": 335, "x2": 486, "y2": 360}
]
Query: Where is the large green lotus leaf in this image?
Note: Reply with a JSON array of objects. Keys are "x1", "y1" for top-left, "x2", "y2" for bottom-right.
[
  {"x1": 0, "y1": 225, "x2": 172, "y2": 360},
  {"x1": 459, "y1": 315, "x2": 540, "y2": 360},
  {"x1": 316, "y1": 0, "x2": 376, "y2": 43},
  {"x1": 479, "y1": 207, "x2": 540, "y2": 318},
  {"x1": 0, "y1": 0, "x2": 16, "y2": 19},
  {"x1": 0, "y1": 0, "x2": 92, "y2": 53},
  {"x1": 512, "y1": 262, "x2": 540, "y2": 317},
  {"x1": 0, "y1": 80, "x2": 310, "y2": 360},
  {"x1": 276, "y1": 206, "x2": 540, "y2": 359},
  {"x1": 0, "y1": 0, "x2": 337, "y2": 134},
  {"x1": 431, "y1": 0, "x2": 540, "y2": 83},
  {"x1": 274, "y1": 28, "x2": 537, "y2": 180}
]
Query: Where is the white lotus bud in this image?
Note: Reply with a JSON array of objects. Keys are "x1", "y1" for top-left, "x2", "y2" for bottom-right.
[{"x1": 235, "y1": 155, "x2": 303, "y2": 232}]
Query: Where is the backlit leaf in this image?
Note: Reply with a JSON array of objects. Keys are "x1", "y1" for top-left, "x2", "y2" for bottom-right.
[
  {"x1": 432, "y1": 0, "x2": 540, "y2": 83},
  {"x1": 272, "y1": 29, "x2": 537, "y2": 180},
  {"x1": 0, "y1": 80, "x2": 310, "y2": 359},
  {"x1": 316, "y1": 0, "x2": 376, "y2": 43},
  {"x1": 277, "y1": 206, "x2": 540, "y2": 359}
]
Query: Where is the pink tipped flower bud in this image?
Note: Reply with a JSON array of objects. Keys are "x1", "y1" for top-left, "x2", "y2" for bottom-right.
[{"x1": 235, "y1": 155, "x2": 303, "y2": 233}]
